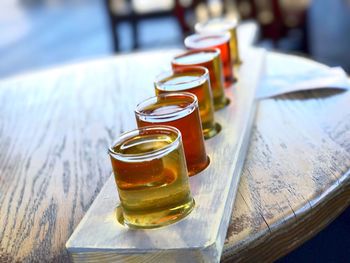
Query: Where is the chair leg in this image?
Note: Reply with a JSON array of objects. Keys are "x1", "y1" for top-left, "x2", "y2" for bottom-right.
[
  {"x1": 112, "y1": 22, "x2": 120, "y2": 52},
  {"x1": 131, "y1": 17, "x2": 139, "y2": 50},
  {"x1": 104, "y1": 0, "x2": 120, "y2": 52}
]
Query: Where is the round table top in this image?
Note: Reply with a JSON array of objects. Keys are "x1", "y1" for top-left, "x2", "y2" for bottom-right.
[
  {"x1": 222, "y1": 70, "x2": 350, "y2": 261},
  {"x1": 0, "y1": 50, "x2": 349, "y2": 262}
]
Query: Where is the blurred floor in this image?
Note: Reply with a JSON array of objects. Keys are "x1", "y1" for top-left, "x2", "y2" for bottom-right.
[
  {"x1": 0, "y1": 1, "x2": 349, "y2": 262},
  {"x1": 0, "y1": 0, "x2": 182, "y2": 78},
  {"x1": 0, "y1": 1, "x2": 110, "y2": 77}
]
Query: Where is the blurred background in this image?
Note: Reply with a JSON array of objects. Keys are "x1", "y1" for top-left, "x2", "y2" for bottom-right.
[
  {"x1": 1, "y1": 0, "x2": 350, "y2": 79},
  {"x1": 0, "y1": 0, "x2": 349, "y2": 261}
]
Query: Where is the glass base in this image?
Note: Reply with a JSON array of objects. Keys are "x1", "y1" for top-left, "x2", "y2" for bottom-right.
[
  {"x1": 116, "y1": 198, "x2": 195, "y2": 229},
  {"x1": 224, "y1": 78, "x2": 235, "y2": 88},
  {"x1": 234, "y1": 59, "x2": 242, "y2": 66},
  {"x1": 188, "y1": 155, "x2": 210, "y2": 177},
  {"x1": 203, "y1": 122, "x2": 221, "y2": 140},
  {"x1": 214, "y1": 97, "x2": 230, "y2": 111}
]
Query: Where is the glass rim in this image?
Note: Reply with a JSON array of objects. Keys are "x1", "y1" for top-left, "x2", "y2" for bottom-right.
[
  {"x1": 184, "y1": 32, "x2": 231, "y2": 49},
  {"x1": 154, "y1": 66, "x2": 209, "y2": 90},
  {"x1": 195, "y1": 17, "x2": 238, "y2": 34},
  {"x1": 171, "y1": 48, "x2": 221, "y2": 66},
  {"x1": 135, "y1": 92, "x2": 198, "y2": 120},
  {"x1": 108, "y1": 125, "x2": 181, "y2": 162}
]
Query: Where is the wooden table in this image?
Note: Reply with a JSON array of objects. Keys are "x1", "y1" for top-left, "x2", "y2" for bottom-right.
[{"x1": 0, "y1": 49, "x2": 349, "y2": 262}]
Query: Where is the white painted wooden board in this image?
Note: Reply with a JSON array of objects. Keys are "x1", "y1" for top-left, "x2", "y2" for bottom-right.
[{"x1": 65, "y1": 48, "x2": 265, "y2": 262}]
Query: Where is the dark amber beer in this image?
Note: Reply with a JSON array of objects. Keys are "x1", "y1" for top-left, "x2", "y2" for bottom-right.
[
  {"x1": 171, "y1": 49, "x2": 229, "y2": 110},
  {"x1": 154, "y1": 67, "x2": 219, "y2": 139},
  {"x1": 135, "y1": 93, "x2": 209, "y2": 176},
  {"x1": 195, "y1": 18, "x2": 242, "y2": 66},
  {"x1": 184, "y1": 33, "x2": 234, "y2": 87},
  {"x1": 109, "y1": 126, "x2": 195, "y2": 229}
]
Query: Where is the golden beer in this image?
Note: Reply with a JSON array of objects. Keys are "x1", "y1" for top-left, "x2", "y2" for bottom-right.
[
  {"x1": 109, "y1": 126, "x2": 195, "y2": 228},
  {"x1": 171, "y1": 49, "x2": 229, "y2": 110},
  {"x1": 195, "y1": 18, "x2": 242, "y2": 66},
  {"x1": 154, "y1": 67, "x2": 220, "y2": 139}
]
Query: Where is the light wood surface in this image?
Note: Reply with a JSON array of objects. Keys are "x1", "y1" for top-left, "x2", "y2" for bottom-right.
[
  {"x1": 65, "y1": 49, "x2": 265, "y2": 262},
  {"x1": 0, "y1": 49, "x2": 349, "y2": 262},
  {"x1": 222, "y1": 89, "x2": 350, "y2": 262}
]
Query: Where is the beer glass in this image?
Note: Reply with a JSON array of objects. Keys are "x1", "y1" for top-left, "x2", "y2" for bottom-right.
[
  {"x1": 171, "y1": 49, "x2": 229, "y2": 110},
  {"x1": 154, "y1": 66, "x2": 220, "y2": 139},
  {"x1": 195, "y1": 18, "x2": 242, "y2": 66},
  {"x1": 109, "y1": 126, "x2": 195, "y2": 228},
  {"x1": 184, "y1": 33, "x2": 234, "y2": 87},
  {"x1": 135, "y1": 92, "x2": 209, "y2": 176}
]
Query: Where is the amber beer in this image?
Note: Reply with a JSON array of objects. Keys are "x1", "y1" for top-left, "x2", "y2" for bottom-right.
[
  {"x1": 135, "y1": 92, "x2": 209, "y2": 176},
  {"x1": 154, "y1": 67, "x2": 219, "y2": 139},
  {"x1": 109, "y1": 126, "x2": 195, "y2": 229},
  {"x1": 171, "y1": 49, "x2": 229, "y2": 110},
  {"x1": 184, "y1": 33, "x2": 234, "y2": 87},
  {"x1": 195, "y1": 18, "x2": 242, "y2": 66}
]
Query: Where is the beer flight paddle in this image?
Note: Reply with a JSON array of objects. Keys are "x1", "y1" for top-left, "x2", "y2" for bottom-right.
[{"x1": 66, "y1": 18, "x2": 265, "y2": 262}]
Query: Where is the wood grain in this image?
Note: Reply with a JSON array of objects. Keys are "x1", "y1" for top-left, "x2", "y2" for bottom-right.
[
  {"x1": 0, "y1": 52, "x2": 175, "y2": 262},
  {"x1": 0, "y1": 49, "x2": 349, "y2": 262},
  {"x1": 222, "y1": 89, "x2": 350, "y2": 262}
]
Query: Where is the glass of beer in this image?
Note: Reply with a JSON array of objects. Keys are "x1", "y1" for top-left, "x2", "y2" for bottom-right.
[
  {"x1": 184, "y1": 33, "x2": 234, "y2": 88},
  {"x1": 109, "y1": 125, "x2": 195, "y2": 229},
  {"x1": 154, "y1": 66, "x2": 220, "y2": 139},
  {"x1": 135, "y1": 92, "x2": 209, "y2": 176},
  {"x1": 195, "y1": 17, "x2": 242, "y2": 66},
  {"x1": 171, "y1": 49, "x2": 229, "y2": 111}
]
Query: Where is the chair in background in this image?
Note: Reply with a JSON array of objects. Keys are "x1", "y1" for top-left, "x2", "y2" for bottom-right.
[
  {"x1": 235, "y1": 0, "x2": 310, "y2": 52},
  {"x1": 104, "y1": 0, "x2": 205, "y2": 52}
]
